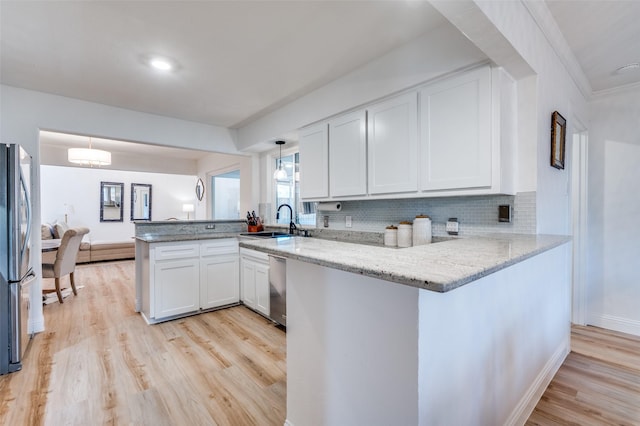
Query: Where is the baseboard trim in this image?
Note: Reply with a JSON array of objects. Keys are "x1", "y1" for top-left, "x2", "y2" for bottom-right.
[
  {"x1": 589, "y1": 314, "x2": 640, "y2": 337},
  {"x1": 504, "y1": 336, "x2": 569, "y2": 425},
  {"x1": 284, "y1": 420, "x2": 294, "y2": 426}
]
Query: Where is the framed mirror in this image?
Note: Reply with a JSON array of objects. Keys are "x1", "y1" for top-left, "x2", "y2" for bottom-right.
[
  {"x1": 131, "y1": 183, "x2": 152, "y2": 221},
  {"x1": 100, "y1": 181, "x2": 123, "y2": 222}
]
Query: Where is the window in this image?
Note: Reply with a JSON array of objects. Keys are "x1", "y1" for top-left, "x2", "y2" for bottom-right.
[
  {"x1": 274, "y1": 152, "x2": 315, "y2": 227},
  {"x1": 211, "y1": 170, "x2": 240, "y2": 220}
]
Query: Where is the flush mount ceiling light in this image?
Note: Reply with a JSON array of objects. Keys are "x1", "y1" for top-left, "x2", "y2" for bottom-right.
[
  {"x1": 143, "y1": 54, "x2": 178, "y2": 72},
  {"x1": 615, "y1": 62, "x2": 640, "y2": 74},
  {"x1": 150, "y1": 57, "x2": 174, "y2": 71},
  {"x1": 273, "y1": 140, "x2": 288, "y2": 181},
  {"x1": 68, "y1": 137, "x2": 111, "y2": 167}
]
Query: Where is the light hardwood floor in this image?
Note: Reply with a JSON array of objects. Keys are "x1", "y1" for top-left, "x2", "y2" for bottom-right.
[
  {"x1": 0, "y1": 260, "x2": 286, "y2": 426},
  {"x1": 2, "y1": 261, "x2": 638, "y2": 425},
  {"x1": 527, "y1": 325, "x2": 640, "y2": 425}
]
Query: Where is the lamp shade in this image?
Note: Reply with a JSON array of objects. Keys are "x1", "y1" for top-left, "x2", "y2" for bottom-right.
[
  {"x1": 182, "y1": 203, "x2": 195, "y2": 220},
  {"x1": 68, "y1": 148, "x2": 111, "y2": 166}
]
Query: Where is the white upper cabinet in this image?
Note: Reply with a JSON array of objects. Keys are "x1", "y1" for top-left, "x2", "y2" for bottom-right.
[
  {"x1": 329, "y1": 110, "x2": 367, "y2": 197},
  {"x1": 419, "y1": 66, "x2": 492, "y2": 191},
  {"x1": 296, "y1": 65, "x2": 514, "y2": 201},
  {"x1": 367, "y1": 92, "x2": 418, "y2": 195},
  {"x1": 299, "y1": 122, "x2": 329, "y2": 199}
]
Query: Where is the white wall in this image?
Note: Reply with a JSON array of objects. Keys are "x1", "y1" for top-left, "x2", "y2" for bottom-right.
[
  {"x1": 286, "y1": 244, "x2": 571, "y2": 425},
  {"x1": 196, "y1": 151, "x2": 258, "y2": 223},
  {"x1": 41, "y1": 144, "x2": 198, "y2": 176},
  {"x1": 587, "y1": 87, "x2": 640, "y2": 336},
  {"x1": 41, "y1": 166, "x2": 197, "y2": 241},
  {"x1": 236, "y1": 23, "x2": 488, "y2": 150},
  {"x1": 436, "y1": 0, "x2": 589, "y2": 235},
  {"x1": 287, "y1": 259, "x2": 420, "y2": 425},
  {"x1": 1, "y1": 85, "x2": 237, "y2": 154}
]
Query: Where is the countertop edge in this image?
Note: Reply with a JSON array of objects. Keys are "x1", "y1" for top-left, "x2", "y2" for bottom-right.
[{"x1": 238, "y1": 235, "x2": 571, "y2": 293}]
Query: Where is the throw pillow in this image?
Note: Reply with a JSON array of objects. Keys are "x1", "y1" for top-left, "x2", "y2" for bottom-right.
[
  {"x1": 41, "y1": 224, "x2": 54, "y2": 240},
  {"x1": 54, "y1": 221, "x2": 70, "y2": 239}
]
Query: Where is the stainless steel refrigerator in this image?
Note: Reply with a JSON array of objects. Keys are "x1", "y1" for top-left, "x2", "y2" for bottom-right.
[{"x1": 1, "y1": 143, "x2": 35, "y2": 375}]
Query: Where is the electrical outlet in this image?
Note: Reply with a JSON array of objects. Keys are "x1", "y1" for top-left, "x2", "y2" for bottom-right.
[
  {"x1": 345, "y1": 216, "x2": 352, "y2": 228},
  {"x1": 446, "y1": 218, "x2": 459, "y2": 235},
  {"x1": 498, "y1": 205, "x2": 512, "y2": 223},
  {"x1": 323, "y1": 215, "x2": 329, "y2": 228}
]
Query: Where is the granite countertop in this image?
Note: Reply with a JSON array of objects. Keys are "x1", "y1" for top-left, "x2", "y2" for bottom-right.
[
  {"x1": 238, "y1": 234, "x2": 571, "y2": 293},
  {"x1": 136, "y1": 232, "x2": 242, "y2": 243}
]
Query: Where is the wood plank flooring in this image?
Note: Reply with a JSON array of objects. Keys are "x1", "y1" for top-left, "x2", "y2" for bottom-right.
[
  {"x1": 527, "y1": 325, "x2": 640, "y2": 425},
  {"x1": 0, "y1": 260, "x2": 286, "y2": 426},
  {"x1": 2, "y1": 260, "x2": 639, "y2": 425}
]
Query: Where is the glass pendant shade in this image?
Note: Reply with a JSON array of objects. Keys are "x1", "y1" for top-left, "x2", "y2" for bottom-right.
[
  {"x1": 273, "y1": 164, "x2": 288, "y2": 180},
  {"x1": 273, "y1": 140, "x2": 287, "y2": 180}
]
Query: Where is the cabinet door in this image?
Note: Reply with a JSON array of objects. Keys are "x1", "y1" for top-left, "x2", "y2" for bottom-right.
[
  {"x1": 299, "y1": 122, "x2": 329, "y2": 199},
  {"x1": 367, "y1": 92, "x2": 418, "y2": 195},
  {"x1": 241, "y1": 259, "x2": 257, "y2": 309},
  {"x1": 420, "y1": 66, "x2": 492, "y2": 191},
  {"x1": 255, "y1": 262, "x2": 270, "y2": 317},
  {"x1": 153, "y1": 258, "x2": 199, "y2": 319},
  {"x1": 329, "y1": 110, "x2": 367, "y2": 197},
  {"x1": 200, "y1": 255, "x2": 239, "y2": 310}
]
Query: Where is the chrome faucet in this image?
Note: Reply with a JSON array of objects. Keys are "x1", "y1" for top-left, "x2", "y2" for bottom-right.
[{"x1": 276, "y1": 203, "x2": 297, "y2": 235}]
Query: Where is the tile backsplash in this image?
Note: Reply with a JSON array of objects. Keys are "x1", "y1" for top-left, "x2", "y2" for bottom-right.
[{"x1": 314, "y1": 191, "x2": 536, "y2": 236}]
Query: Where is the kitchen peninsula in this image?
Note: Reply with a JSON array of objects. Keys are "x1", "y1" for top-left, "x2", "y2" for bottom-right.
[
  {"x1": 239, "y1": 234, "x2": 571, "y2": 426},
  {"x1": 134, "y1": 220, "x2": 247, "y2": 324},
  {"x1": 134, "y1": 219, "x2": 571, "y2": 425}
]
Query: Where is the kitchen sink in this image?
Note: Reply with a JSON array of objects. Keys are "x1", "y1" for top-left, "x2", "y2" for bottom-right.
[{"x1": 239, "y1": 231, "x2": 291, "y2": 238}]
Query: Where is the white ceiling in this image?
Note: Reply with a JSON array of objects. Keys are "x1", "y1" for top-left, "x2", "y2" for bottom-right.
[
  {"x1": 4, "y1": 1, "x2": 640, "y2": 159},
  {"x1": 546, "y1": 0, "x2": 640, "y2": 92},
  {"x1": 0, "y1": 0, "x2": 445, "y2": 129}
]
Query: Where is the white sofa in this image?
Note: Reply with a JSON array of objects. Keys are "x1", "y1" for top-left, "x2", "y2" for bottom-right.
[{"x1": 41, "y1": 222, "x2": 134, "y2": 264}]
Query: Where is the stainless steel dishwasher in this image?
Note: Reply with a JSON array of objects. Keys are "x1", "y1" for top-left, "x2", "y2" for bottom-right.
[{"x1": 269, "y1": 255, "x2": 286, "y2": 328}]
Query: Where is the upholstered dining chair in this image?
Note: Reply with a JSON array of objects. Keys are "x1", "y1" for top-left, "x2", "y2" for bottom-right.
[{"x1": 42, "y1": 227, "x2": 90, "y2": 304}]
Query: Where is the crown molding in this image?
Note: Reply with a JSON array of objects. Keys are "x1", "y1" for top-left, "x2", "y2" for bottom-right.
[
  {"x1": 591, "y1": 80, "x2": 640, "y2": 100},
  {"x1": 521, "y1": 0, "x2": 593, "y2": 100}
]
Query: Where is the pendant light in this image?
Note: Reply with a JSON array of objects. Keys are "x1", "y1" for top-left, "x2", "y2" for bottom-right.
[
  {"x1": 68, "y1": 136, "x2": 111, "y2": 167},
  {"x1": 273, "y1": 140, "x2": 288, "y2": 180}
]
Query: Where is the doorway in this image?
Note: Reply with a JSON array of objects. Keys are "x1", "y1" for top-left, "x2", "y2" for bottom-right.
[{"x1": 211, "y1": 169, "x2": 240, "y2": 220}]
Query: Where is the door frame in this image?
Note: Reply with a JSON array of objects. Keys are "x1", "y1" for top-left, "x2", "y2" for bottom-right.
[
  {"x1": 570, "y1": 119, "x2": 589, "y2": 325},
  {"x1": 207, "y1": 163, "x2": 241, "y2": 220}
]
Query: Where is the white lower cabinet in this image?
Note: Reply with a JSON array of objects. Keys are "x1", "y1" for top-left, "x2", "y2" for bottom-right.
[
  {"x1": 240, "y1": 248, "x2": 270, "y2": 317},
  {"x1": 153, "y1": 257, "x2": 200, "y2": 319},
  {"x1": 200, "y1": 239, "x2": 240, "y2": 310},
  {"x1": 200, "y1": 255, "x2": 239, "y2": 310},
  {"x1": 142, "y1": 238, "x2": 240, "y2": 323}
]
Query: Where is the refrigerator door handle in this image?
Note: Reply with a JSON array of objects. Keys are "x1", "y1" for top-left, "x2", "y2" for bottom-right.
[{"x1": 19, "y1": 166, "x2": 31, "y2": 276}]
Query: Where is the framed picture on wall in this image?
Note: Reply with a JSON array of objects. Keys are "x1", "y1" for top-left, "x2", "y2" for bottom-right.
[{"x1": 550, "y1": 110, "x2": 566, "y2": 170}]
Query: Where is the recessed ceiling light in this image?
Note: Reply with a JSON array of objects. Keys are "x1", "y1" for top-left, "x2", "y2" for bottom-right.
[
  {"x1": 150, "y1": 58, "x2": 173, "y2": 71},
  {"x1": 615, "y1": 62, "x2": 640, "y2": 74},
  {"x1": 143, "y1": 54, "x2": 178, "y2": 72}
]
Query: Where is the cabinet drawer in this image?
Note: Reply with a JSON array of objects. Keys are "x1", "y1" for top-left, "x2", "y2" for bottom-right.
[
  {"x1": 201, "y1": 238, "x2": 238, "y2": 257},
  {"x1": 240, "y1": 248, "x2": 269, "y2": 264},
  {"x1": 154, "y1": 243, "x2": 199, "y2": 261}
]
